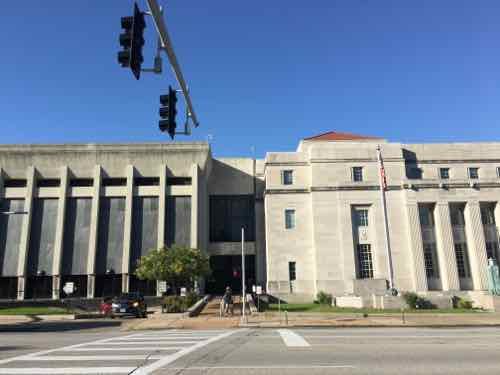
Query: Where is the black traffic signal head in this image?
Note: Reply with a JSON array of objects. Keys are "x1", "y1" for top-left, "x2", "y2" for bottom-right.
[
  {"x1": 117, "y1": 2, "x2": 146, "y2": 80},
  {"x1": 158, "y1": 86, "x2": 178, "y2": 139}
]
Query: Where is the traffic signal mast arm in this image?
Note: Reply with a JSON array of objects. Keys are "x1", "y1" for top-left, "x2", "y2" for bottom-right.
[{"x1": 146, "y1": 0, "x2": 200, "y2": 128}]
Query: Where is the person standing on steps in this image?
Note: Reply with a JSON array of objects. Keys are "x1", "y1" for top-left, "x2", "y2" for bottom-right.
[{"x1": 222, "y1": 286, "x2": 234, "y2": 316}]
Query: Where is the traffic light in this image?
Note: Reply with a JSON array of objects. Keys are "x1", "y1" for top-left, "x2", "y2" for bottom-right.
[
  {"x1": 159, "y1": 86, "x2": 178, "y2": 139},
  {"x1": 117, "y1": 2, "x2": 146, "y2": 80}
]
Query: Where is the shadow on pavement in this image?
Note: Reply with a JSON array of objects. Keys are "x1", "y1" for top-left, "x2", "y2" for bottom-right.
[
  {"x1": 0, "y1": 346, "x2": 29, "y2": 352},
  {"x1": 0, "y1": 320, "x2": 122, "y2": 333}
]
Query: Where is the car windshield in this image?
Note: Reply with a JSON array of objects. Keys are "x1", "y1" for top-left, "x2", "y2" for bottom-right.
[{"x1": 118, "y1": 293, "x2": 141, "y2": 299}]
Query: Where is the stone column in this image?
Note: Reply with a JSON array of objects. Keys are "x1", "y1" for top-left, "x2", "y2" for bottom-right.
[
  {"x1": 86, "y1": 165, "x2": 102, "y2": 298},
  {"x1": 16, "y1": 166, "x2": 36, "y2": 300},
  {"x1": 190, "y1": 164, "x2": 199, "y2": 249},
  {"x1": 434, "y1": 203, "x2": 460, "y2": 291},
  {"x1": 465, "y1": 201, "x2": 489, "y2": 290},
  {"x1": 405, "y1": 203, "x2": 428, "y2": 291},
  {"x1": 157, "y1": 164, "x2": 167, "y2": 297},
  {"x1": 51, "y1": 166, "x2": 69, "y2": 299},
  {"x1": 339, "y1": 201, "x2": 357, "y2": 293},
  {"x1": 121, "y1": 165, "x2": 134, "y2": 293}
]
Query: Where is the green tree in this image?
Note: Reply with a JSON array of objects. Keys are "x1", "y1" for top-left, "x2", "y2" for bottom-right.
[{"x1": 135, "y1": 245, "x2": 210, "y2": 294}]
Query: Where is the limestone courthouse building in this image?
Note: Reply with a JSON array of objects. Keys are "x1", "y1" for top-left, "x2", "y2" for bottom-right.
[{"x1": 1, "y1": 131, "x2": 500, "y2": 306}]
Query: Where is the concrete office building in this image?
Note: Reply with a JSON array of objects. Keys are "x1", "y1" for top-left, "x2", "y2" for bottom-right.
[{"x1": 0, "y1": 132, "x2": 500, "y2": 306}]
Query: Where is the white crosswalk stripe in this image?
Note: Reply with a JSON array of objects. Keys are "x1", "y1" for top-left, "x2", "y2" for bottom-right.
[
  {"x1": 278, "y1": 329, "x2": 311, "y2": 347},
  {"x1": 0, "y1": 329, "x2": 239, "y2": 374}
]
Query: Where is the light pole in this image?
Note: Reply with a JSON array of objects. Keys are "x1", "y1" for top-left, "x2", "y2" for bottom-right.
[{"x1": 241, "y1": 227, "x2": 247, "y2": 323}]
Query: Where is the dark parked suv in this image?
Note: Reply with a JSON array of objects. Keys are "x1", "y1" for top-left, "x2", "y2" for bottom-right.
[{"x1": 111, "y1": 292, "x2": 147, "y2": 318}]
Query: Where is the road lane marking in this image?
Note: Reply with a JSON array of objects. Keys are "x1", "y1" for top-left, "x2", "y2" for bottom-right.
[
  {"x1": 62, "y1": 347, "x2": 184, "y2": 352},
  {"x1": 0, "y1": 368, "x2": 135, "y2": 374},
  {"x1": 133, "y1": 329, "x2": 244, "y2": 375},
  {"x1": 301, "y1": 335, "x2": 500, "y2": 339},
  {"x1": 94, "y1": 341, "x2": 198, "y2": 345},
  {"x1": 21, "y1": 355, "x2": 164, "y2": 361},
  {"x1": 278, "y1": 329, "x2": 311, "y2": 347},
  {"x1": 111, "y1": 336, "x2": 213, "y2": 342},
  {"x1": 0, "y1": 333, "x2": 142, "y2": 365},
  {"x1": 168, "y1": 365, "x2": 356, "y2": 370}
]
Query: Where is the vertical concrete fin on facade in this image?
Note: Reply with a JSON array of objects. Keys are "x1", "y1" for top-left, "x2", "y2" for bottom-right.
[
  {"x1": 86, "y1": 165, "x2": 101, "y2": 298},
  {"x1": 157, "y1": 164, "x2": 167, "y2": 249},
  {"x1": 406, "y1": 203, "x2": 428, "y2": 291},
  {"x1": 121, "y1": 165, "x2": 135, "y2": 293},
  {"x1": 191, "y1": 164, "x2": 199, "y2": 249},
  {"x1": 434, "y1": 203, "x2": 460, "y2": 291},
  {"x1": 465, "y1": 201, "x2": 489, "y2": 290},
  {"x1": 51, "y1": 166, "x2": 69, "y2": 299},
  {"x1": 156, "y1": 164, "x2": 167, "y2": 297},
  {"x1": 16, "y1": 166, "x2": 36, "y2": 300}
]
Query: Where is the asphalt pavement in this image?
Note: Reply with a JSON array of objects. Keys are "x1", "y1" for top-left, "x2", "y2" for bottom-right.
[{"x1": 1, "y1": 326, "x2": 500, "y2": 374}]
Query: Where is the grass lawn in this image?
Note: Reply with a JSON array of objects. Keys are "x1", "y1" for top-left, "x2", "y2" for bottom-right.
[
  {"x1": 266, "y1": 303, "x2": 483, "y2": 314},
  {"x1": 0, "y1": 307, "x2": 72, "y2": 316}
]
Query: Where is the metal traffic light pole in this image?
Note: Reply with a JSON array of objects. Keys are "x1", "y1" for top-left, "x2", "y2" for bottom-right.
[{"x1": 145, "y1": 0, "x2": 200, "y2": 133}]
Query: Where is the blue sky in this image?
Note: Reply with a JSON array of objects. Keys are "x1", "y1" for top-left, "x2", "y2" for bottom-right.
[{"x1": 1, "y1": 1, "x2": 499, "y2": 157}]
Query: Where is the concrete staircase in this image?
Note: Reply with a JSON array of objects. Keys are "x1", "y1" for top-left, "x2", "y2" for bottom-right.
[{"x1": 200, "y1": 295, "x2": 245, "y2": 317}]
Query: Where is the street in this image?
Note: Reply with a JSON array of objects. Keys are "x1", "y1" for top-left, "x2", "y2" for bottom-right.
[{"x1": 1, "y1": 326, "x2": 500, "y2": 374}]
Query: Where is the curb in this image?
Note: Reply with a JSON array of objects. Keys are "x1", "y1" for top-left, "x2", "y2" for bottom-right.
[{"x1": 239, "y1": 323, "x2": 500, "y2": 329}]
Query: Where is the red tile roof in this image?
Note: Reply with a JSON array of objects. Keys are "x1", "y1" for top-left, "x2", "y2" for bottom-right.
[{"x1": 303, "y1": 131, "x2": 383, "y2": 141}]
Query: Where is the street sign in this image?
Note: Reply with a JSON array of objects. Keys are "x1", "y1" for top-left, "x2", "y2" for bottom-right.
[
  {"x1": 180, "y1": 287, "x2": 187, "y2": 297},
  {"x1": 158, "y1": 281, "x2": 167, "y2": 293},
  {"x1": 256, "y1": 286, "x2": 262, "y2": 295},
  {"x1": 63, "y1": 282, "x2": 74, "y2": 296}
]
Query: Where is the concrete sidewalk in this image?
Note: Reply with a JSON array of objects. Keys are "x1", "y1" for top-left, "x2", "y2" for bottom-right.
[{"x1": 121, "y1": 310, "x2": 500, "y2": 330}]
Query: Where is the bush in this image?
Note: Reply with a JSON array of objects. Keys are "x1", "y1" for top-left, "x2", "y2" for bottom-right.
[
  {"x1": 402, "y1": 292, "x2": 435, "y2": 310},
  {"x1": 162, "y1": 293, "x2": 200, "y2": 313},
  {"x1": 453, "y1": 296, "x2": 473, "y2": 310},
  {"x1": 316, "y1": 291, "x2": 333, "y2": 305},
  {"x1": 185, "y1": 291, "x2": 200, "y2": 309}
]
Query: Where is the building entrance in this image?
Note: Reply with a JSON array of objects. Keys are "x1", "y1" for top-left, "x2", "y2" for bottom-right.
[{"x1": 206, "y1": 255, "x2": 255, "y2": 295}]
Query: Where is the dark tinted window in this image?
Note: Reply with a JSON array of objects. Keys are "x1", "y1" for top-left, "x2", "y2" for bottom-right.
[
  {"x1": 70, "y1": 178, "x2": 94, "y2": 187},
  {"x1": 134, "y1": 177, "x2": 160, "y2": 186},
  {"x1": 37, "y1": 179, "x2": 60, "y2": 188},
  {"x1": 210, "y1": 195, "x2": 255, "y2": 242},
  {"x1": 3, "y1": 179, "x2": 27, "y2": 188},
  {"x1": 102, "y1": 178, "x2": 127, "y2": 186},
  {"x1": 167, "y1": 177, "x2": 192, "y2": 186}
]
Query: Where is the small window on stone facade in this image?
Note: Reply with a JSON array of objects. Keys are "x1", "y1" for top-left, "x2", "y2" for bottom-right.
[
  {"x1": 288, "y1": 262, "x2": 296, "y2": 281},
  {"x1": 356, "y1": 209, "x2": 369, "y2": 227},
  {"x1": 497, "y1": 167, "x2": 500, "y2": 178},
  {"x1": 468, "y1": 167, "x2": 479, "y2": 179},
  {"x1": 357, "y1": 244, "x2": 373, "y2": 279},
  {"x1": 352, "y1": 167, "x2": 363, "y2": 182},
  {"x1": 439, "y1": 168, "x2": 450, "y2": 180},
  {"x1": 454, "y1": 243, "x2": 471, "y2": 278},
  {"x1": 423, "y1": 244, "x2": 439, "y2": 278},
  {"x1": 285, "y1": 209, "x2": 295, "y2": 229},
  {"x1": 282, "y1": 170, "x2": 293, "y2": 185}
]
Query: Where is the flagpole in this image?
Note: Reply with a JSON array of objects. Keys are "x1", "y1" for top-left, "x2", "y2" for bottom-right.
[{"x1": 377, "y1": 145, "x2": 396, "y2": 293}]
